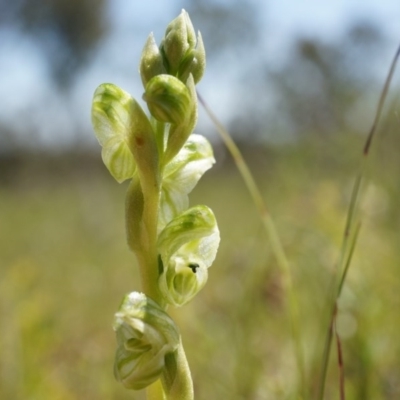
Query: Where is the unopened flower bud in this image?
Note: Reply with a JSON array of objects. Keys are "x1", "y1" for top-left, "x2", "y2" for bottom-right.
[
  {"x1": 162, "y1": 75, "x2": 198, "y2": 165},
  {"x1": 161, "y1": 9, "x2": 196, "y2": 75},
  {"x1": 140, "y1": 33, "x2": 167, "y2": 87},
  {"x1": 113, "y1": 292, "x2": 180, "y2": 390},
  {"x1": 143, "y1": 74, "x2": 193, "y2": 125},
  {"x1": 177, "y1": 32, "x2": 206, "y2": 84}
]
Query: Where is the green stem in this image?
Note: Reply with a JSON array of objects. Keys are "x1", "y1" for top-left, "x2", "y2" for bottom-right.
[
  {"x1": 135, "y1": 250, "x2": 163, "y2": 305},
  {"x1": 154, "y1": 119, "x2": 166, "y2": 161},
  {"x1": 126, "y1": 123, "x2": 194, "y2": 399},
  {"x1": 162, "y1": 340, "x2": 194, "y2": 400},
  {"x1": 126, "y1": 174, "x2": 163, "y2": 304},
  {"x1": 197, "y1": 92, "x2": 306, "y2": 398},
  {"x1": 147, "y1": 380, "x2": 166, "y2": 400}
]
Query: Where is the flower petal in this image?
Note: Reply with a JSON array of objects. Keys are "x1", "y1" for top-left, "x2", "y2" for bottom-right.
[
  {"x1": 157, "y1": 205, "x2": 220, "y2": 306},
  {"x1": 159, "y1": 134, "x2": 215, "y2": 232},
  {"x1": 113, "y1": 292, "x2": 180, "y2": 390},
  {"x1": 91, "y1": 83, "x2": 136, "y2": 183}
]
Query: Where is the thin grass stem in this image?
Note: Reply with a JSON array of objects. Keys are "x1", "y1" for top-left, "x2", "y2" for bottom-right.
[
  {"x1": 197, "y1": 92, "x2": 306, "y2": 398},
  {"x1": 317, "y1": 169, "x2": 365, "y2": 399},
  {"x1": 337, "y1": 222, "x2": 362, "y2": 297},
  {"x1": 334, "y1": 317, "x2": 345, "y2": 400},
  {"x1": 364, "y1": 44, "x2": 400, "y2": 155},
  {"x1": 317, "y1": 43, "x2": 400, "y2": 400},
  {"x1": 317, "y1": 301, "x2": 336, "y2": 400}
]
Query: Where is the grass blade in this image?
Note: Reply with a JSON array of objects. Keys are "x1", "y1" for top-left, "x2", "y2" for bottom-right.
[
  {"x1": 197, "y1": 92, "x2": 306, "y2": 398},
  {"x1": 317, "y1": 42, "x2": 400, "y2": 400}
]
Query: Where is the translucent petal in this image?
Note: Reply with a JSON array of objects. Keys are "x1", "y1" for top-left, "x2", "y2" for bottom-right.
[
  {"x1": 113, "y1": 292, "x2": 180, "y2": 389},
  {"x1": 157, "y1": 206, "x2": 220, "y2": 306},
  {"x1": 159, "y1": 134, "x2": 215, "y2": 232},
  {"x1": 91, "y1": 83, "x2": 136, "y2": 183}
]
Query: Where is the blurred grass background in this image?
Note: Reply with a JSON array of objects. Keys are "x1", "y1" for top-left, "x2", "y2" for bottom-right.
[
  {"x1": 2, "y1": 129, "x2": 400, "y2": 399},
  {"x1": 1, "y1": 1, "x2": 400, "y2": 399}
]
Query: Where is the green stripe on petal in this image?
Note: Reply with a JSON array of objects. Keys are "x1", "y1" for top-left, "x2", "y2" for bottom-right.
[
  {"x1": 159, "y1": 134, "x2": 215, "y2": 232},
  {"x1": 157, "y1": 206, "x2": 220, "y2": 306},
  {"x1": 101, "y1": 137, "x2": 136, "y2": 184},
  {"x1": 163, "y1": 74, "x2": 198, "y2": 165},
  {"x1": 143, "y1": 74, "x2": 193, "y2": 125},
  {"x1": 113, "y1": 292, "x2": 180, "y2": 390},
  {"x1": 91, "y1": 83, "x2": 137, "y2": 183}
]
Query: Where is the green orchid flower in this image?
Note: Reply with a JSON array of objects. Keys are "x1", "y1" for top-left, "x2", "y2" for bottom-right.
[
  {"x1": 157, "y1": 205, "x2": 220, "y2": 307},
  {"x1": 159, "y1": 134, "x2": 215, "y2": 232},
  {"x1": 113, "y1": 292, "x2": 180, "y2": 390},
  {"x1": 91, "y1": 83, "x2": 158, "y2": 185}
]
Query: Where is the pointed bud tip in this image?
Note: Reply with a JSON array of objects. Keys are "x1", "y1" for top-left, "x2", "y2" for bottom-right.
[
  {"x1": 140, "y1": 33, "x2": 166, "y2": 87},
  {"x1": 162, "y1": 10, "x2": 198, "y2": 75}
]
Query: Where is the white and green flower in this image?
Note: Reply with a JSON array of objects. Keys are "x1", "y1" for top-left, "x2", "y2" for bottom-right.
[
  {"x1": 159, "y1": 134, "x2": 215, "y2": 232},
  {"x1": 92, "y1": 83, "x2": 159, "y2": 185},
  {"x1": 157, "y1": 205, "x2": 220, "y2": 307},
  {"x1": 113, "y1": 292, "x2": 180, "y2": 390}
]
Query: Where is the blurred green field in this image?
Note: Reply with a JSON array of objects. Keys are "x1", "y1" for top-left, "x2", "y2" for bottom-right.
[{"x1": 1, "y1": 128, "x2": 400, "y2": 399}]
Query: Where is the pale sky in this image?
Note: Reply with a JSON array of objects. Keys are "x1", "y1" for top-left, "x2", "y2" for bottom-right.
[{"x1": 0, "y1": 0, "x2": 399, "y2": 149}]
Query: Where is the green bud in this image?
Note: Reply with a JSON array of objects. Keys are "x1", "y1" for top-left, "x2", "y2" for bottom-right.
[
  {"x1": 177, "y1": 32, "x2": 206, "y2": 84},
  {"x1": 157, "y1": 206, "x2": 220, "y2": 307},
  {"x1": 113, "y1": 292, "x2": 180, "y2": 390},
  {"x1": 139, "y1": 33, "x2": 167, "y2": 87},
  {"x1": 181, "y1": 9, "x2": 197, "y2": 48},
  {"x1": 159, "y1": 134, "x2": 215, "y2": 232},
  {"x1": 163, "y1": 75, "x2": 198, "y2": 165},
  {"x1": 161, "y1": 9, "x2": 196, "y2": 75},
  {"x1": 91, "y1": 83, "x2": 137, "y2": 183},
  {"x1": 143, "y1": 74, "x2": 193, "y2": 125}
]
